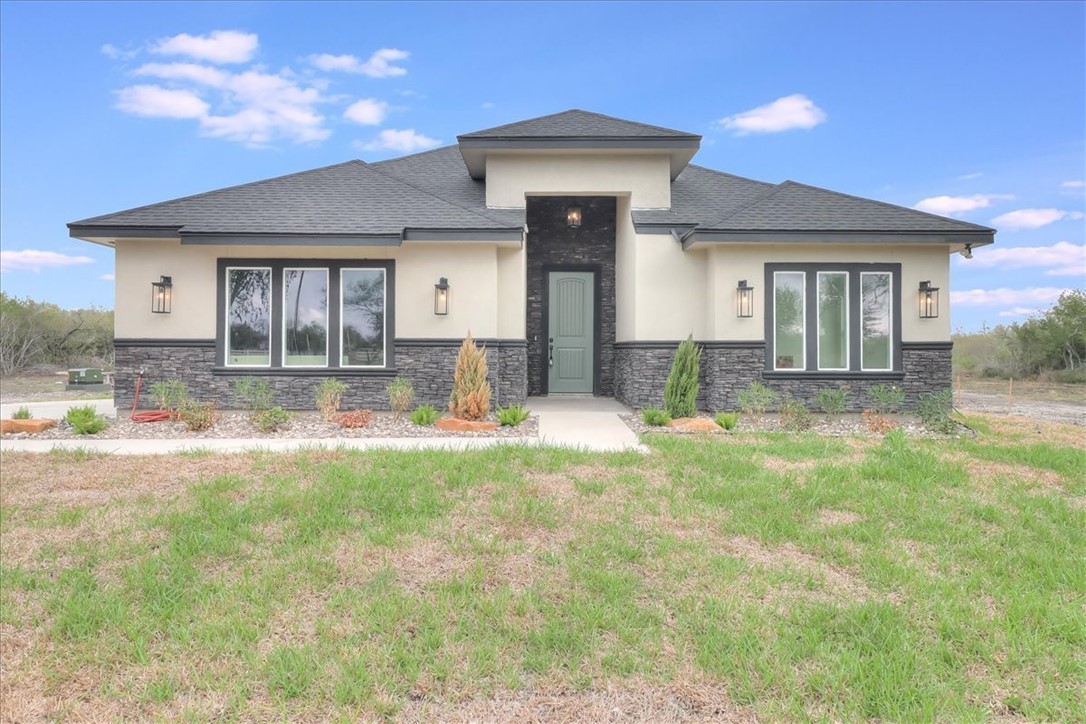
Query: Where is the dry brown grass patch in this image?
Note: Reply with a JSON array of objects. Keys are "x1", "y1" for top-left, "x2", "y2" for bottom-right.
[{"x1": 816, "y1": 509, "x2": 863, "y2": 527}]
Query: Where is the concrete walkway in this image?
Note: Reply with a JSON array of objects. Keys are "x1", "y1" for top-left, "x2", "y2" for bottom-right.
[{"x1": 0, "y1": 396, "x2": 646, "y2": 455}]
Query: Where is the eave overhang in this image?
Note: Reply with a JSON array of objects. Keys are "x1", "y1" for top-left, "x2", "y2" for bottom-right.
[
  {"x1": 68, "y1": 225, "x2": 525, "y2": 248},
  {"x1": 680, "y1": 229, "x2": 996, "y2": 251}
]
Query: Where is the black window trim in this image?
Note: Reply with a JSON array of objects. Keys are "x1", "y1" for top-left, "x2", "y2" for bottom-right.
[
  {"x1": 215, "y1": 258, "x2": 395, "y2": 372},
  {"x1": 763, "y1": 262, "x2": 902, "y2": 375}
]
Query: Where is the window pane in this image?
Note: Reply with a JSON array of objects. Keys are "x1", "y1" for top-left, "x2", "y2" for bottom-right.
[
  {"x1": 227, "y1": 268, "x2": 271, "y2": 366},
  {"x1": 341, "y1": 269, "x2": 385, "y2": 367},
  {"x1": 818, "y1": 272, "x2": 848, "y2": 370},
  {"x1": 862, "y1": 272, "x2": 892, "y2": 370},
  {"x1": 774, "y1": 272, "x2": 805, "y2": 369},
  {"x1": 284, "y1": 269, "x2": 328, "y2": 366}
]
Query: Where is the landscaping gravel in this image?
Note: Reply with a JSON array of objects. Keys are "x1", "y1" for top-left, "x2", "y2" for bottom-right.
[{"x1": 621, "y1": 412, "x2": 970, "y2": 438}]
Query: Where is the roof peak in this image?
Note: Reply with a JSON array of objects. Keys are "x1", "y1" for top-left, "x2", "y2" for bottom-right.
[{"x1": 458, "y1": 109, "x2": 700, "y2": 140}]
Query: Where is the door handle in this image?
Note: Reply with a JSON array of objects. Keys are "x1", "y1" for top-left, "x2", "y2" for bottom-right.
[{"x1": 548, "y1": 338, "x2": 554, "y2": 367}]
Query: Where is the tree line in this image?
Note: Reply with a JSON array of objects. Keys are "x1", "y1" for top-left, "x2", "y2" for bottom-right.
[{"x1": 0, "y1": 293, "x2": 113, "y2": 375}]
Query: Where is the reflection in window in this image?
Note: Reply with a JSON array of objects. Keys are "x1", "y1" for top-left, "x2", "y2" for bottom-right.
[
  {"x1": 227, "y1": 268, "x2": 271, "y2": 366},
  {"x1": 341, "y1": 269, "x2": 385, "y2": 367},
  {"x1": 284, "y1": 269, "x2": 328, "y2": 367},
  {"x1": 818, "y1": 272, "x2": 848, "y2": 370},
  {"x1": 862, "y1": 272, "x2": 892, "y2": 370},
  {"x1": 774, "y1": 272, "x2": 805, "y2": 370}
]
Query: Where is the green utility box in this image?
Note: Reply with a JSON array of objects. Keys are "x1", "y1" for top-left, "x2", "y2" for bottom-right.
[{"x1": 68, "y1": 368, "x2": 104, "y2": 385}]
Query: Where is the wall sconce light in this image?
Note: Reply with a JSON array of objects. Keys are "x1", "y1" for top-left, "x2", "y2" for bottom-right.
[
  {"x1": 918, "y1": 280, "x2": 939, "y2": 318},
  {"x1": 434, "y1": 277, "x2": 449, "y2": 316},
  {"x1": 151, "y1": 275, "x2": 172, "y2": 314},
  {"x1": 566, "y1": 206, "x2": 582, "y2": 228},
  {"x1": 736, "y1": 280, "x2": 754, "y2": 318}
]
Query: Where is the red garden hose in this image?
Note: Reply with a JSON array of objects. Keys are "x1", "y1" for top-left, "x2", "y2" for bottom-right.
[{"x1": 130, "y1": 371, "x2": 174, "y2": 423}]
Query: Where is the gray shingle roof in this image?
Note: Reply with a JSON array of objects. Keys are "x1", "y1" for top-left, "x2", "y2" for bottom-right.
[
  {"x1": 704, "y1": 181, "x2": 995, "y2": 233},
  {"x1": 633, "y1": 165, "x2": 776, "y2": 228},
  {"x1": 70, "y1": 160, "x2": 519, "y2": 236},
  {"x1": 458, "y1": 109, "x2": 700, "y2": 140}
]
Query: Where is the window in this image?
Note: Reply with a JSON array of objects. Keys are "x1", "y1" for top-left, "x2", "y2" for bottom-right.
[
  {"x1": 219, "y1": 260, "x2": 392, "y2": 370},
  {"x1": 765, "y1": 264, "x2": 899, "y2": 374}
]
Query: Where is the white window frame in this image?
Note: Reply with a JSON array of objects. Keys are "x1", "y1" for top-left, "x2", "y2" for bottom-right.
[
  {"x1": 282, "y1": 267, "x2": 330, "y2": 369},
  {"x1": 340, "y1": 267, "x2": 387, "y2": 369},
  {"x1": 225, "y1": 266, "x2": 272, "y2": 368},
  {"x1": 816, "y1": 271, "x2": 850, "y2": 372},
  {"x1": 773, "y1": 271, "x2": 806, "y2": 372},
  {"x1": 860, "y1": 271, "x2": 894, "y2": 372}
]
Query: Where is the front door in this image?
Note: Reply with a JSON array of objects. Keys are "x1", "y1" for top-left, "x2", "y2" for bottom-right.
[{"x1": 547, "y1": 271, "x2": 595, "y2": 394}]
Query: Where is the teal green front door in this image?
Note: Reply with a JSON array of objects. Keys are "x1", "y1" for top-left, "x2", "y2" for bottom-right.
[{"x1": 547, "y1": 271, "x2": 595, "y2": 394}]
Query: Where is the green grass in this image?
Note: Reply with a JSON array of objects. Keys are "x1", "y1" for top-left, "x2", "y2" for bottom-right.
[{"x1": 1, "y1": 422, "x2": 1083, "y2": 720}]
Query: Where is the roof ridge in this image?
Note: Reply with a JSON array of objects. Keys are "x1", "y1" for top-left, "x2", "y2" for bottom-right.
[
  {"x1": 704, "y1": 181, "x2": 789, "y2": 227},
  {"x1": 459, "y1": 108, "x2": 698, "y2": 139},
  {"x1": 684, "y1": 164, "x2": 777, "y2": 188},
  {"x1": 70, "y1": 160, "x2": 369, "y2": 226},
  {"x1": 364, "y1": 159, "x2": 517, "y2": 228},
  {"x1": 369, "y1": 143, "x2": 459, "y2": 167}
]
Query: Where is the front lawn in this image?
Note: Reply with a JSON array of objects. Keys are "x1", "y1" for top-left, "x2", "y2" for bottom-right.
[{"x1": 1, "y1": 415, "x2": 1083, "y2": 720}]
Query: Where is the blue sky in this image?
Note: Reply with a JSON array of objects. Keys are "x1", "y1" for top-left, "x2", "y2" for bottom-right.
[{"x1": 1, "y1": 0, "x2": 1082, "y2": 332}]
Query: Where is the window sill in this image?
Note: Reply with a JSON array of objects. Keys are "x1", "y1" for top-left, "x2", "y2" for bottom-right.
[
  {"x1": 763, "y1": 370, "x2": 904, "y2": 380},
  {"x1": 213, "y1": 367, "x2": 398, "y2": 377}
]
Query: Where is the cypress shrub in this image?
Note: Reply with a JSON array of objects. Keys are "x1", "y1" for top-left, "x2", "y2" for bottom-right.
[
  {"x1": 664, "y1": 335, "x2": 701, "y2": 419},
  {"x1": 449, "y1": 332, "x2": 491, "y2": 420}
]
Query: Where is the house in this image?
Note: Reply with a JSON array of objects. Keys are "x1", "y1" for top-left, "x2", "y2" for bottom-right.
[{"x1": 69, "y1": 110, "x2": 995, "y2": 413}]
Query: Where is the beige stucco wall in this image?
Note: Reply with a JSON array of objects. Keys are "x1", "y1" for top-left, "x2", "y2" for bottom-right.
[
  {"x1": 631, "y1": 234, "x2": 709, "y2": 340},
  {"x1": 614, "y1": 196, "x2": 637, "y2": 341},
  {"x1": 114, "y1": 239, "x2": 522, "y2": 340},
  {"x1": 485, "y1": 153, "x2": 672, "y2": 209}
]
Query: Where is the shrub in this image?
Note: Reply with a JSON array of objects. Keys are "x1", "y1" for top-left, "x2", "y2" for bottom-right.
[
  {"x1": 315, "y1": 378, "x2": 347, "y2": 420},
  {"x1": 779, "y1": 396, "x2": 814, "y2": 431},
  {"x1": 867, "y1": 384, "x2": 906, "y2": 415},
  {"x1": 65, "y1": 405, "x2": 107, "y2": 435},
  {"x1": 737, "y1": 381, "x2": 778, "y2": 416},
  {"x1": 387, "y1": 377, "x2": 416, "y2": 416},
  {"x1": 497, "y1": 404, "x2": 530, "y2": 426},
  {"x1": 642, "y1": 408, "x2": 672, "y2": 426},
  {"x1": 917, "y1": 389, "x2": 956, "y2": 434},
  {"x1": 664, "y1": 335, "x2": 701, "y2": 419},
  {"x1": 177, "y1": 398, "x2": 216, "y2": 432},
  {"x1": 12, "y1": 406, "x2": 31, "y2": 420},
  {"x1": 410, "y1": 405, "x2": 439, "y2": 426},
  {"x1": 862, "y1": 409, "x2": 899, "y2": 435},
  {"x1": 234, "y1": 377, "x2": 275, "y2": 412},
  {"x1": 815, "y1": 388, "x2": 848, "y2": 416},
  {"x1": 334, "y1": 409, "x2": 374, "y2": 429},
  {"x1": 150, "y1": 379, "x2": 188, "y2": 411},
  {"x1": 1051, "y1": 367, "x2": 1086, "y2": 384},
  {"x1": 254, "y1": 406, "x2": 291, "y2": 433},
  {"x1": 715, "y1": 411, "x2": 738, "y2": 430},
  {"x1": 448, "y1": 332, "x2": 491, "y2": 421}
]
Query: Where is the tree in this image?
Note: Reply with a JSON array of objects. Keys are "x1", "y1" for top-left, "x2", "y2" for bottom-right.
[{"x1": 1012, "y1": 290, "x2": 1086, "y2": 373}]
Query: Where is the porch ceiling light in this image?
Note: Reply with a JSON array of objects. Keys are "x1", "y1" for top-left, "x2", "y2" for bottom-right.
[
  {"x1": 151, "y1": 275, "x2": 172, "y2": 314},
  {"x1": 918, "y1": 280, "x2": 939, "y2": 319},
  {"x1": 736, "y1": 280, "x2": 754, "y2": 318},
  {"x1": 434, "y1": 277, "x2": 450, "y2": 316},
  {"x1": 566, "y1": 206, "x2": 582, "y2": 228}
]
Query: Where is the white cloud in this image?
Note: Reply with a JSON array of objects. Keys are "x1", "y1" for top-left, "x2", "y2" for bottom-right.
[
  {"x1": 308, "y1": 48, "x2": 409, "y2": 78},
  {"x1": 0, "y1": 250, "x2": 95, "y2": 273},
  {"x1": 101, "y1": 43, "x2": 138, "y2": 60},
  {"x1": 360, "y1": 128, "x2": 440, "y2": 152},
  {"x1": 151, "y1": 30, "x2": 258, "y2": 64},
  {"x1": 991, "y1": 208, "x2": 1085, "y2": 230},
  {"x1": 100, "y1": 273, "x2": 115, "y2": 281},
  {"x1": 956, "y1": 172, "x2": 983, "y2": 181},
  {"x1": 962, "y1": 240, "x2": 1086, "y2": 277},
  {"x1": 998, "y1": 307, "x2": 1041, "y2": 318},
  {"x1": 718, "y1": 94, "x2": 826, "y2": 135},
  {"x1": 343, "y1": 98, "x2": 388, "y2": 125},
  {"x1": 914, "y1": 194, "x2": 1013, "y2": 216},
  {"x1": 1062, "y1": 180, "x2": 1085, "y2": 189},
  {"x1": 135, "y1": 62, "x2": 229, "y2": 87},
  {"x1": 950, "y1": 287, "x2": 1070, "y2": 307},
  {"x1": 114, "y1": 85, "x2": 209, "y2": 119}
]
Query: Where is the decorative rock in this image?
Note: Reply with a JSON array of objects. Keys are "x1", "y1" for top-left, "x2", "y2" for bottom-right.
[
  {"x1": 667, "y1": 417, "x2": 722, "y2": 433},
  {"x1": 1, "y1": 418, "x2": 57, "y2": 434},
  {"x1": 435, "y1": 417, "x2": 500, "y2": 433}
]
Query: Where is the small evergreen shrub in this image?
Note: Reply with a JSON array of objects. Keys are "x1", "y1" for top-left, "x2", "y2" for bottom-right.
[
  {"x1": 815, "y1": 388, "x2": 848, "y2": 416},
  {"x1": 254, "y1": 406, "x2": 290, "y2": 433},
  {"x1": 387, "y1": 377, "x2": 416, "y2": 416},
  {"x1": 449, "y1": 332, "x2": 491, "y2": 421},
  {"x1": 867, "y1": 384, "x2": 906, "y2": 415},
  {"x1": 642, "y1": 408, "x2": 672, "y2": 426},
  {"x1": 334, "y1": 409, "x2": 374, "y2": 429},
  {"x1": 715, "y1": 411, "x2": 738, "y2": 431},
  {"x1": 12, "y1": 406, "x2": 31, "y2": 420},
  {"x1": 234, "y1": 377, "x2": 276, "y2": 412},
  {"x1": 737, "y1": 381, "x2": 778, "y2": 416},
  {"x1": 65, "y1": 405, "x2": 107, "y2": 435},
  {"x1": 150, "y1": 379, "x2": 188, "y2": 411},
  {"x1": 497, "y1": 404, "x2": 530, "y2": 426},
  {"x1": 177, "y1": 398, "x2": 216, "y2": 431},
  {"x1": 779, "y1": 395, "x2": 814, "y2": 431},
  {"x1": 917, "y1": 389, "x2": 956, "y2": 434},
  {"x1": 664, "y1": 335, "x2": 702, "y2": 419},
  {"x1": 315, "y1": 378, "x2": 347, "y2": 420},
  {"x1": 410, "y1": 405, "x2": 439, "y2": 426}
]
